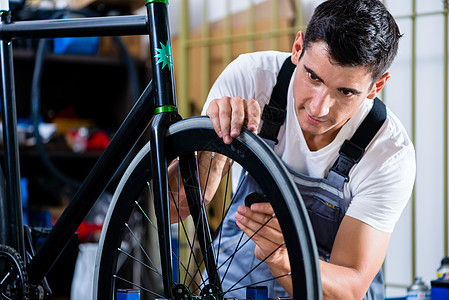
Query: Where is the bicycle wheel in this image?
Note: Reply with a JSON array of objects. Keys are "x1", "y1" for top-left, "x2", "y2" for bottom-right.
[{"x1": 94, "y1": 116, "x2": 321, "y2": 300}]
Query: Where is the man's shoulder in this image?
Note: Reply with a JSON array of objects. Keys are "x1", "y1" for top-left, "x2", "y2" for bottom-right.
[{"x1": 363, "y1": 105, "x2": 415, "y2": 169}]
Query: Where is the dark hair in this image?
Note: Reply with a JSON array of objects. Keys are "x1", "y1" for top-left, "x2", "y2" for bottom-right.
[{"x1": 302, "y1": 0, "x2": 402, "y2": 81}]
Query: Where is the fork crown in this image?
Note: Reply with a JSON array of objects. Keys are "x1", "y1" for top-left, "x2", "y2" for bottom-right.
[{"x1": 146, "y1": 0, "x2": 168, "y2": 4}]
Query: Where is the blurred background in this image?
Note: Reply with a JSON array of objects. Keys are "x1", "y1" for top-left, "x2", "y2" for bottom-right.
[{"x1": 4, "y1": 0, "x2": 448, "y2": 298}]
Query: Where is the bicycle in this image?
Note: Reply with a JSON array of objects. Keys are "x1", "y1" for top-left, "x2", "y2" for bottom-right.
[{"x1": 0, "y1": 0, "x2": 321, "y2": 299}]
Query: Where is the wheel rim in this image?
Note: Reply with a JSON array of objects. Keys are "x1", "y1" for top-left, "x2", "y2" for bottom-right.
[{"x1": 95, "y1": 117, "x2": 320, "y2": 300}]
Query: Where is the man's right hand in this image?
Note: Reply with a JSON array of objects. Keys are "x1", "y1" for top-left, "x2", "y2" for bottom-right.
[{"x1": 206, "y1": 96, "x2": 261, "y2": 144}]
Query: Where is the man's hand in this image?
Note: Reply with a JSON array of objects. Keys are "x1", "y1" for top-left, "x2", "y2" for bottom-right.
[
  {"x1": 206, "y1": 96, "x2": 261, "y2": 144},
  {"x1": 235, "y1": 202, "x2": 293, "y2": 295}
]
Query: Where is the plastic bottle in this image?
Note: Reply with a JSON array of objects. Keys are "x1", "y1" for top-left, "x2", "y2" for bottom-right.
[
  {"x1": 406, "y1": 277, "x2": 431, "y2": 300},
  {"x1": 437, "y1": 257, "x2": 449, "y2": 280}
]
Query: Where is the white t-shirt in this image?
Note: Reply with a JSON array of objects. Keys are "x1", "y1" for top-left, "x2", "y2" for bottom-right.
[{"x1": 202, "y1": 51, "x2": 416, "y2": 233}]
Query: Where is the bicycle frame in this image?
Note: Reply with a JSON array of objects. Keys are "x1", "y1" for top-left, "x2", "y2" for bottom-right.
[{"x1": 0, "y1": 0, "x2": 178, "y2": 296}]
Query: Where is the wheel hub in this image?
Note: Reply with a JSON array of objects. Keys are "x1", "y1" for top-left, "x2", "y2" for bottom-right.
[{"x1": 172, "y1": 283, "x2": 223, "y2": 300}]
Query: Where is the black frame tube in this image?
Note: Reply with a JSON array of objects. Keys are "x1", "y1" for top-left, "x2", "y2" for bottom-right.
[
  {"x1": 0, "y1": 0, "x2": 179, "y2": 290},
  {"x1": 147, "y1": 3, "x2": 176, "y2": 108},
  {"x1": 149, "y1": 112, "x2": 178, "y2": 298},
  {"x1": 0, "y1": 11, "x2": 25, "y2": 259},
  {"x1": 27, "y1": 81, "x2": 156, "y2": 284},
  {"x1": 0, "y1": 15, "x2": 148, "y2": 39}
]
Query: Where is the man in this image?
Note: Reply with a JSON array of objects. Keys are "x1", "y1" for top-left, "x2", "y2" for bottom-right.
[{"x1": 201, "y1": 0, "x2": 416, "y2": 299}]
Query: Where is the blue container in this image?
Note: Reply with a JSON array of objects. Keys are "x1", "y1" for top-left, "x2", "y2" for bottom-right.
[
  {"x1": 53, "y1": 36, "x2": 99, "y2": 55},
  {"x1": 116, "y1": 289, "x2": 140, "y2": 300},
  {"x1": 431, "y1": 279, "x2": 449, "y2": 300},
  {"x1": 21, "y1": 177, "x2": 28, "y2": 226},
  {"x1": 246, "y1": 286, "x2": 268, "y2": 300}
]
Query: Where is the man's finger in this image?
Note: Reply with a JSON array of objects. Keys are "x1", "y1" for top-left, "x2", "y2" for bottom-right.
[
  {"x1": 244, "y1": 99, "x2": 261, "y2": 133},
  {"x1": 206, "y1": 100, "x2": 222, "y2": 138},
  {"x1": 230, "y1": 96, "x2": 245, "y2": 138}
]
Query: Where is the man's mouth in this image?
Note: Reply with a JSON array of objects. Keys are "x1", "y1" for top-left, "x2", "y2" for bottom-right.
[{"x1": 305, "y1": 111, "x2": 326, "y2": 125}]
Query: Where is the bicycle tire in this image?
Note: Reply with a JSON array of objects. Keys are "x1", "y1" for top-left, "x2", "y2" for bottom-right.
[{"x1": 94, "y1": 116, "x2": 321, "y2": 300}]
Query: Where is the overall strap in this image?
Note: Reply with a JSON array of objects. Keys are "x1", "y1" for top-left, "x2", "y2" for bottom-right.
[
  {"x1": 329, "y1": 98, "x2": 387, "y2": 182},
  {"x1": 258, "y1": 56, "x2": 296, "y2": 144}
]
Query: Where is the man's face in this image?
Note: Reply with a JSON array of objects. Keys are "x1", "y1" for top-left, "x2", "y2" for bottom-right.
[{"x1": 292, "y1": 40, "x2": 381, "y2": 150}]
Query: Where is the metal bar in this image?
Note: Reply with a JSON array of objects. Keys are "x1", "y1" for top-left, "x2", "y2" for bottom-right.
[
  {"x1": 385, "y1": 283, "x2": 409, "y2": 289},
  {"x1": 187, "y1": 27, "x2": 301, "y2": 48},
  {"x1": 27, "y1": 81, "x2": 156, "y2": 284},
  {"x1": 179, "y1": 0, "x2": 189, "y2": 117},
  {"x1": 395, "y1": 8, "x2": 449, "y2": 20},
  {"x1": 271, "y1": 0, "x2": 279, "y2": 50},
  {"x1": 248, "y1": 0, "x2": 255, "y2": 52},
  {"x1": 296, "y1": 0, "x2": 303, "y2": 29},
  {"x1": 444, "y1": 0, "x2": 449, "y2": 258},
  {"x1": 411, "y1": 0, "x2": 417, "y2": 282},
  {"x1": 224, "y1": 0, "x2": 232, "y2": 67},
  {"x1": 0, "y1": 11, "x2": 24, "y2": 258},
  {"x1": 201, "y1": 0, "x2": 210, "y2": 104},
  {"x1": 0, "y1": 15, "x2": 148, "y2": 39}
]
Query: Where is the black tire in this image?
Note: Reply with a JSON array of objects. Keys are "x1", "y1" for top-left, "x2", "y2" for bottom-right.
[{"x1": 94, "y1": 117, "x2": 321, "y2": 300}]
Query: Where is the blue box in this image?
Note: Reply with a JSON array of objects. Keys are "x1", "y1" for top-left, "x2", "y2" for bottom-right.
[
  {"x1": 431, "y1": 279, "x2": 449, "y2": 300},
  {"x1": 53, "y1": 36, "x2": 99, "y2": 55},
  {"x1": 117, "y1": 289, "x2": 140, "y2": 300},
  {"x1": 246, "y1": 286, "x2": 268, "y2": 300}
]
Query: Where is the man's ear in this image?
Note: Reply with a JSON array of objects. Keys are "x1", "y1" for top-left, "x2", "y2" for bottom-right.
[
  {"x1": 367, "y1": 72, "x2": 390, "y2": 99},
  {"x1": 291, "y1": 31, "x2": 305, "y2": 65}
]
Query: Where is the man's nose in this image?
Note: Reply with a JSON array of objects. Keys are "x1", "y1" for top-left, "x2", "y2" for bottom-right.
[{"x1": 308, "y1": 90, "x2": 330, "y2": 118}]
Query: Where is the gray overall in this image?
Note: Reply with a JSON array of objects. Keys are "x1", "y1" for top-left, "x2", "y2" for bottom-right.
[{"x1": 214, "y1": 57, "x2": 386, "y2": 299}]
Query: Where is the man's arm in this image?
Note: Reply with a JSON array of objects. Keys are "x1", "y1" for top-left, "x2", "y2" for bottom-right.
[
  {"x1": 321, "y1": 216, "x2": 390, "y2": 299},
  {"x1": 235, "y1": 204, "x2": 391, "y2": 299},
  {"x1": 167, "y1": 151, "x2": 231, "y2": 223}
]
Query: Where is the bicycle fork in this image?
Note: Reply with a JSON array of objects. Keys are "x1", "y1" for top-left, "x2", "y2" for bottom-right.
[{"x1": 146, "y1": 1, "x2": 222, "y2": 298}]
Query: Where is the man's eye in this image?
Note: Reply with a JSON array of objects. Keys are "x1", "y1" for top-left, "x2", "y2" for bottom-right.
[
  {"x1": 340, "y1": 89, "x2": 354, "y2": 97},
  {"x1": 308, "y1": 72, "x2": 319, "y2": 81}
]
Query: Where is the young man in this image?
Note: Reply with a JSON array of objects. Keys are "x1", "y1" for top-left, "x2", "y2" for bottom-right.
[{"x1": 202, "y1": 0, "x2": 416, "y2": 299}]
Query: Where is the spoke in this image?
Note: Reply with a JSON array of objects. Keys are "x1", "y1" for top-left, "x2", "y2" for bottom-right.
[
  {"x1": 0, "y1": 272, "x2": 10, "y2": 285},
  {"x1": 171, "y1": 250, "x2": 202, "y2": 290},
  {"x1": 113, "y1": 275, "x2": 163, "y2": 298},
  {"x1": 193, "y1": 152, "x2": 216, "y2": 278},
  {"x1": 224, "y1": 242, "x2": 286, "y2": 295},
  {"x1": 215, "y1": 158, "x2": 233, "y2": 265},
  {"x1": 212, "y1": 171, "x2": 249, "y2": 241},
  {"x1": 219, "y1": 232, "x2": 246, "y2": 286},
  {"x1": 135, "y1": 200, "x2": 157, "y2": 232},
  {"x1": 125, "y1": 223, "x2": 160, "y2": 276},
  {"x1": 0, "y1": 292, "x2": 13, "y2": 300},
  {"x1": 146, "y1": 182, "x2": 155, "y2": 207},
  {"x1": 194, "y1": 213, "x2": 275, "y2": 293},
  {"x1": 118, "y1": 248, "x2": 162, "y2": 278},
  {"x1": 192, "y1": 173, "x2": 271, "y2": 293},
  {"x1": 219, "y1": 214, "x2": 275, "y2": 276},
  {"x1": 168, "y1": 187, "x2": 205, "y2": 287},
  {"x1": 183, "y1": 209, "x2": 206, "y2": 285},
  {"x1": 181, "y1": 152, "x2": 209, "y2": 286},
  {"x1": 201, "y1": 152, "x2": 214, "y2": 200},
  {"x1": 225, "y1": 272, "x2": 292, "y2": 294}
]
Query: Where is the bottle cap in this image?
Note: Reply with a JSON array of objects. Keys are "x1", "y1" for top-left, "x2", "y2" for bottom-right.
[{"x1": 442, "y1": 257, "x2": 449, "y2": 265}]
